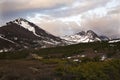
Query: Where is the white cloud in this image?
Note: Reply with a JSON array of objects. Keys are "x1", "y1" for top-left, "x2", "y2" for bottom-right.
[
  {"x1": 0, "y1": 0, "x2": 74, "y2": 12},
  {"x1": 1, "y1": 0, "x2": 120, "y2": 38}
]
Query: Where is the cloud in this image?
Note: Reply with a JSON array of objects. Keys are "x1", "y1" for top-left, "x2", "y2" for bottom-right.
[
  {"x1": 27, "y1": 0, "x2": 120, "y2": 38},
  {"x1": 1, "y1": 0, "x2": 110, "y2": 17},
  {"x1": 108, "y1": 6, "x2": 120, "y2": 15},
  {"x1": 0, "y1": 0, "x2": 74, "y2": 12},
  {"x1": 27, "y1": 11, "x2": 120, "y2": 38},
  {"x1": 27, "y1": 14, "x2": 80, "y2": 36},
  {"x1": 0, "y1": 0, "x2": 120, "y2": 38},
  {"x1": 81, "y1": 14, "x2": 120, "y2": 38}
]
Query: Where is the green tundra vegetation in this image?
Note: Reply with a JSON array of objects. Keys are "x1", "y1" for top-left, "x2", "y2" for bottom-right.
[
  {"x1": 55, "y1": 59, "x2": 120, "y2": 80},
  {"x1": 0, "y1": 42, "x2": 120, "y2": 80},
  {"x1": 0, "y1": 41, "x2": 119, "y2": 59}
]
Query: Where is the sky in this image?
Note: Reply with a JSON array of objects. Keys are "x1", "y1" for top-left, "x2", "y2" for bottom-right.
[{"x1": 0, "y1": 0, "x2": 120, "y2": 38}]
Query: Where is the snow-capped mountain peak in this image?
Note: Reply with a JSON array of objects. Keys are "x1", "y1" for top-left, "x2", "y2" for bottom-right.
[
  {"x1": 86, "y1": 30, "x2": 101, "y2": 41},
  {"x1": 0, "y1": 18, "x2": 66, "y2": 50},
  {"x1": 61, "y1": 30, "x2": 108, "y2": 43},
  {"x1": 86, "y1": 30, "x2": 98, "y2": 37},
  {"x1": 12, "y1": 18, "x2": 40, "y2": 37},
  {"x1": 76, "y1": 31, "x2": 86, "y2": 36},
  {"x1": 13, "y1": 18, "x2": 29, "y2": 25}
]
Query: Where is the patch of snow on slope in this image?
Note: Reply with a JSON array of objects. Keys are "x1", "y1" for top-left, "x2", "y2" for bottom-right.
[
  {"x1": 61, "y1": 34, "x2": 95, "y2": 43},
  {"x1": 0, "y1": 36, "x2": 16, "y2": 44},
  {"x1": 0, "y1": 50, "x2": 3, "y2": 53},
  {"x1": 109, "y1": 39, "x2": 120, "y2": 43},
  {"x1": 61, "y1": 30, "x2": 102, "y2": 43},
  {"x1": 100, "y1": 55, "x2": 106, "y2": 61},
  {"x1": 14, "y1": 19, "x2": 41, "y2": 38}
]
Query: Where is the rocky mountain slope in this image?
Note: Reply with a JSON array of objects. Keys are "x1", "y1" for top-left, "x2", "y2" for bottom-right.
[
  {"x1": 0, "y1": 18, "x2": 65, "y2": 51},
  {"x1": 61, "y1": 30, "x2": 109, "y2": 43},
  {"x1": 0, "y1": 18, "x2": 119, "y2": 52}
]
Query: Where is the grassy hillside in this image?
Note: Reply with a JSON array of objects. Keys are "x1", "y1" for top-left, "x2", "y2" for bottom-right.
[
  {"x1": 55, "y1": 59, "x2": 120, "y2": 80},
  {"x1": 0, "y1": 41, "x2": 120, "y2": 59},
  {"x1": 0, "y1": 42, "x2": 120, "y2": 80}
]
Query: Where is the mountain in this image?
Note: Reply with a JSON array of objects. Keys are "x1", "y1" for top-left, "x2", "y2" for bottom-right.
[
  {"x1": 0, "y1": 18, "x2": 118, "y2": 52},
  {"x1": 61, "y1": 30, "x2": 109, "y2": 43},
  {"x1": 99, "y1": 36, "x2": 110, "y2": 41},
  {"x1": 0, "y1": 18, "x2": 65, "y2": 51}
]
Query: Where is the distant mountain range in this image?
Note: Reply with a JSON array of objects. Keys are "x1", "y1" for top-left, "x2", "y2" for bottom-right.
[
  {"x1": 0, "y1": 18, "x2": 120, "y2": 52},
  {"x1": 61, "y1": 30, "x2": 110, "y2": 43}
]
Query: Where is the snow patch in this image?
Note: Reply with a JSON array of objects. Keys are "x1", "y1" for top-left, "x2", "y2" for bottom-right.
[
  {"x1": 109, "y1": 39, "x2": 120, "y2": 43},
  {"x1": 81, "y1": 55, "x2": 85, "y2": 58},
  {"x1": 13, "y1": 19, "x2": 41, "y2": 38},
  {"x1": 73, "y1": 59, "x2": 79, "y2": 62},
  {"x1": 100, "y1": 55, "x2": 106, "y2": 61},
  {"x1": 0, "y1": 36, "x2": 16, "y2": 44},
  {"x1": 0, "y1": 50, "x2": 3, "y2": 53},
  {"x1": 61, "y1": 30, "x2": 101, "y2": 43}
]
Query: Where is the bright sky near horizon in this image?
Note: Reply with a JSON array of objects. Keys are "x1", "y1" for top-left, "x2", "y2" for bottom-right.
[{"x1": 0, "y1": 0, "x2": 120, "y2": 38}]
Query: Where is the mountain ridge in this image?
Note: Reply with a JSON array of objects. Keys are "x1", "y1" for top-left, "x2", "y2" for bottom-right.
[
  {"x1": 61, "y1": 30, "x2": 109, "y2": 43},
  {"x1": 0, "y1": 18, "x2": 66, "y2": 51},
  {"x1": 0, "y1": 18, "x2": 120, "y2": 52}
]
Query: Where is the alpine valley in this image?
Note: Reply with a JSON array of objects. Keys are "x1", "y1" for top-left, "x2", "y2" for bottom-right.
[
  {"x1": 0, "y1": 18, "x2": 120, "y2": 52},
  {"x1": 0, "y1": 18, "x2": 120, "y2": 80}
]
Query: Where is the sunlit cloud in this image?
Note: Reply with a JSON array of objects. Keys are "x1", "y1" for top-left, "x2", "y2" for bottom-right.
[{"x1": 0, "y1": 0, "x2": 120, "y2": 38}]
